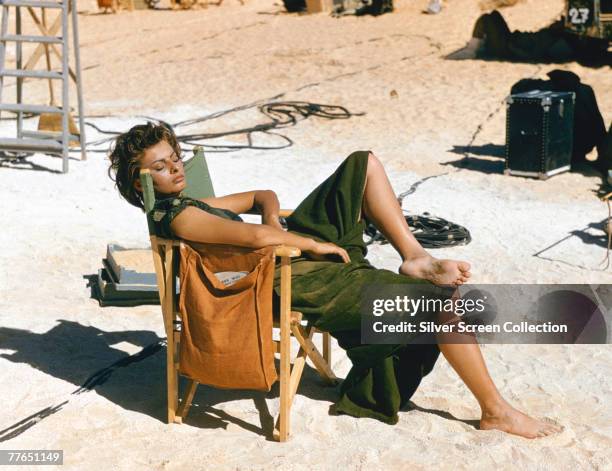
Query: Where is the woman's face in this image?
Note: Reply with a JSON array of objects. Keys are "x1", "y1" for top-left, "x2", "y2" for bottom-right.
[{"x1": 138, "y1": 140, "x2": 186, "y2": 196}]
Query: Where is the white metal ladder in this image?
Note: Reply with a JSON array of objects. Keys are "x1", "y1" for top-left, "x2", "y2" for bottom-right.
[{"x1": 0, "y1": 0, "x2": 86, "y2": 173}]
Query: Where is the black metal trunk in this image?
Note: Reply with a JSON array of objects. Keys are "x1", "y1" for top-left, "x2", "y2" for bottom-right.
[{"x1": 504, "y1": 90, "x2": 575, "y2": 180}]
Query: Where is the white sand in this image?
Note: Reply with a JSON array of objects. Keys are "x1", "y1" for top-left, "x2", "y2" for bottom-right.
[{"x1": 1, "y1": 0, "x2": 611, "y2": 469}]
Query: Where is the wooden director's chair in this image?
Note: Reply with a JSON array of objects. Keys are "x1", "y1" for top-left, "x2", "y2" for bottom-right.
[{"x1": 140, "y1": 147, "x2": 338, "y2": 442}]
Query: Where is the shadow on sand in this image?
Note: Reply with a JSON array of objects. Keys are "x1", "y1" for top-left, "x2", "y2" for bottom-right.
[
  {"x1": 0, "y1": 320, "x2": 338, "y2": 442},
  {"x1": 404, "y1": 401, "x2": 480, "y2": 430},
  {"x1": 444, "y1": 143, "x2": 608, "y2": 184},
  {"x1": 445, "y1": 47, "x2": 612, "y2": 69}
]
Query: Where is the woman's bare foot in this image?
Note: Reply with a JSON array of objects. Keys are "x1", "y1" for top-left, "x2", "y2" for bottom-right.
[
  {"x1": 480, "y1": 400, "x2": 563, "y2": 439},
  {"x1": 399, "y1": 254, "x2": 471, "y2": 286}
]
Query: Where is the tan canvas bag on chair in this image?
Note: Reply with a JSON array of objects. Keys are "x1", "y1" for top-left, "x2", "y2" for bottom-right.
[{"x1": 178, "y1": 242, "x2": 278, "y2": 391}]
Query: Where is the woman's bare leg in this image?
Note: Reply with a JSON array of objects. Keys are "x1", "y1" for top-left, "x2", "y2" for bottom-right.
[
  {"x1": 360, "y1": 152, "x2": 471, "y2": 286},
  {"x1": 438, "y1": 340, "x2": 562, "y2": 438},
  {"x1": 360, "y1": 152, "x2": 561, "y2": 438},
  {"x1": 436, "y1": 291, "x2": 562, "y2": 439},
  {"x1": 436, "y1": 302, "x2": 562, "y2": 438}
]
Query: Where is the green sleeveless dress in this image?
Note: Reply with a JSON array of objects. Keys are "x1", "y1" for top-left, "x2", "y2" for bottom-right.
[{"x1": 150, "y1": 151, "x2": 451, "y2": 425}]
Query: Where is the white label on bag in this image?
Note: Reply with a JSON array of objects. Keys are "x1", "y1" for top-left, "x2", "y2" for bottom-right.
[{"x1": 214, "y1": 271, "x2": 249, "y2": 287}]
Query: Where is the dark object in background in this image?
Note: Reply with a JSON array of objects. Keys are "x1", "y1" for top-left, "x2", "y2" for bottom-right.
[
  {"x1": 505, "y1": 90, "x2": 575, "y2": 179},
  {"x1": 365, "y1": 213, "x2": 472, "y2": 248},
  {"x1": 282, "y1": 0, "x2": 393, "y2": 15},
  {"x1": 473, "y1": 10, "x2": 574, "y2": 61},
  {"x1": 353, "y1": 0, "x2": 393, "y2": 15},
  {"x1": 472, "y1": 9, "x2": 609, "y2": 62},
  {"x1": 283, "y1": 0, "x2": 306, "y2": 12},
  {"x1": 511, "y1": 70, "x2": 608, "y2": 172},
  {"x1": 564, "y1": 0, "x2": 612, "y2": 41},
  {"x1": 331, "y1": 0, "x2": 393, "y2": 16}
]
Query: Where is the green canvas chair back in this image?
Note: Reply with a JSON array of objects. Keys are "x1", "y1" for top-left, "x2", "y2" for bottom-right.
[
  {"x1": 183, "y1": 146, "x2": 215, "y2": 200},
  {"x1": 141, "y1": 146, "x2": 214, "y2": 236}
]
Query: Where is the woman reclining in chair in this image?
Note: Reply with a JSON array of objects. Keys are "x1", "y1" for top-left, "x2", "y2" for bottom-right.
[{"x1": 108, "y1": 122, "x2": 562, "y2": 439}]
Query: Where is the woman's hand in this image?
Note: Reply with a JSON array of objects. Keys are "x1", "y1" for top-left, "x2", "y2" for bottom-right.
[{"x1": 304, "y1": 241, "x2": 351, "y2": 263}]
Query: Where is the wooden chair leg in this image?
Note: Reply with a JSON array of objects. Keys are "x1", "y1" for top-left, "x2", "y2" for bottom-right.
[
  {"x1": 273, "y1": 329, "x2": 290, "y2": 441},
  {"x1": 273, "y1": 329, "x2": 311, "y2": 440},
  {"x1": 273, "y1": 256, "x2": 292, "y2": 442},
  {"x1": 273, "y1": 324, "x2": 335, "y2": 439},
  {"x1": 163, "y1": 244, "x2": 181, "y2": 424},
  {"x1": 291, "y1": 324, "x2": 338, "y2": 385},
  {"x1": 166, "y1": 337, "x2": 179, "y2": 424},
  {"x1": 171, "y1": 330, "x2": 187, "y2": 424},
  {"x1": 177, "y1": 379, "x2": 198, "y2": 420},
  {"x1": 322, "y1": 331, "x2": 332, "y2": 366},
  {"x1": 288, "y1": 348, "x2": 307, "y2": 403},
  {"x1": 288, "y1": 327, "x2": 314, "y2": 402}
]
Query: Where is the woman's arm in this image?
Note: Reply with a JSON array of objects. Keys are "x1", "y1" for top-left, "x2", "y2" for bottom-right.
[
  {"x1": 199, "y1": 190, "x2": 277, "y2": 217},
  {"x1": 170, "y1": 206, "x2": 350, "y2": 262},
  {"x1": 253, "y1": 190, "x2": 282, "y2": 229},
  {"x1": 201, "y1": 190, "x2": 282, "y2": 229}
]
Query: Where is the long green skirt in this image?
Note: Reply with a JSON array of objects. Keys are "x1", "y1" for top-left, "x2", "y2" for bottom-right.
[{"x1": 272, "y1": 151, "x2": 452, "y2": 424}]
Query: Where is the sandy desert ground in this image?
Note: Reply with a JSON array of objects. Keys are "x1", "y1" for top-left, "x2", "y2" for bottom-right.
[{"x1": 1, "y1": 0, "x2": 611, "y2": 469}]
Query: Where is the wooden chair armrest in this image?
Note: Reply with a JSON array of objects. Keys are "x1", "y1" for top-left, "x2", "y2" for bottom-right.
[
  {"x1": 151, "y1": 235, "x2": 181, "y2": 247},
  {"x1": 275, "y1": 245, "x2": 301, "y2": 258}
]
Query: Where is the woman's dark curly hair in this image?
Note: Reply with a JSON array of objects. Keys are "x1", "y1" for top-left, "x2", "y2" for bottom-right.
[{"x1": 107, "y1": 122, "x2": 181, "y2": 210}]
